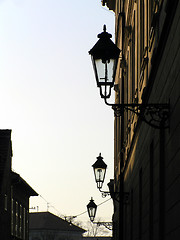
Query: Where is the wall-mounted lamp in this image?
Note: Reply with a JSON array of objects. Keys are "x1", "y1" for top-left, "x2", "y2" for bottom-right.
[
  {"x1": 87, "y1": 197, "x2": 113, "y2": 230},
  {"x1": 87, "y1": 197, "x2": 97, "y2": 222},
  {"x1": 89, "y1": 25, "x2": 120, "y2": 99},
  {"x1": 89, "y1": 25, "x2": 169, "y2": 129},
  {"x1": 92, "y1": 153, "x2": 112, "y2": 198},
  {"x1": 92, "y1": 153, "x2": 129, "y2": 203},
  {"x1": 92, "y1": 153, "x2": 107, "y2": 190}
]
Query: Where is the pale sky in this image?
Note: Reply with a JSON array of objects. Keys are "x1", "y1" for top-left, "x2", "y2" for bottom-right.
[{"x1": 0, "y1": 0, "x2": 115, "y2": 231}]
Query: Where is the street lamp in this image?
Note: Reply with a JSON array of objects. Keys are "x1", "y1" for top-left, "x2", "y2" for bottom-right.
[
  {"x1": 89, "y1": 25, "x2": 120, "y2": 99},
  {"x1": 92, "y1": 154, "x2": 129, "y2": 202},
  {"x1": 87, "y1": 197, "x2": 97, "y2": 222},
  {"x1": 92, "y1": 153, "x2": 115, "y2": 198},
  {"x1": 89, "y1": 25, "x2": 169, "y2": 129},
  {"x1": 87, "y1": 198, "x2": 113, "y2": 230},
  {"x1": 92, "y1": 153, "x2": 107, "y2": 190}
]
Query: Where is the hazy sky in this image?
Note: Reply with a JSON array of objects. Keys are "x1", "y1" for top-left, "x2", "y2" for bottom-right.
[{"x1": 0, "y1": 0, "x2": 115, "y2": 229}]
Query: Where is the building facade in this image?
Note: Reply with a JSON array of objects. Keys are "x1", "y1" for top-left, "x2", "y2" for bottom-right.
[
  {"x1": 0, "y1": 129, "x2": 38, "y2": 240},
  {"x1": 102, "y1": 1, "x2": 180, "y2": 240},
  {"x1": 29, "y1": 212, "x2": 85, "y2": 240}
]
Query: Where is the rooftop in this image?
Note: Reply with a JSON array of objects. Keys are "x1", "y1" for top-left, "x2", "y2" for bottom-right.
[{"x1": 29, "y1": 212, "x2": 86, "y2": 233}]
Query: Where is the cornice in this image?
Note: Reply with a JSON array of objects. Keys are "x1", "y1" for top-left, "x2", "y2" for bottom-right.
[{"x1": 102, "y1": 0, "x2": 116, "y2": 12}]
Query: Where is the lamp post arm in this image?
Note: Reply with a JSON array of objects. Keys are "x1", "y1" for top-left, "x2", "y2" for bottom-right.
[
  {"x1": 104, "y1": 98, "x2": 169, "y2": 129},
  {"x1": 98, "y1": 187, "x2": 129, "y2": 205},
  {"x1": 99, "y1": 188, "x2": 111, "y2": 198}
]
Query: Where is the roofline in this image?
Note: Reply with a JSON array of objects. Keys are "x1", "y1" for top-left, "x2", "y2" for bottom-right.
[
  {"x1": 29, "y1": 212, "x2": 86, "y2": 232},
  {"x1": 11, "y1": 171, "x2": 38, "y2": 196}
]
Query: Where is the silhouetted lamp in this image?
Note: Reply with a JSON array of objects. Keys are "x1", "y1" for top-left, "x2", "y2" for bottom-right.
[
  {"x1": 89, "y1": 25, "x2": 120, "y2": 99},
  {"x1": 92, "y1": 153, "x2": 107, "y2": 190},
  {"x1": 87, "y1": 197, "x2": 97, "y2": 222},
  {"x1": 89, "y1": 25, "x2": 169, "y2": 128}
]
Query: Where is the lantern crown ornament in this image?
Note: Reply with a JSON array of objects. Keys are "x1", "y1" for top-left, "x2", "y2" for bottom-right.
[
  {"x1": 89, "y1": 25, "x2": 119, "y2": 62},
  {"x1": 89, "y1": 25, "x2": 120, "y2": 98}
]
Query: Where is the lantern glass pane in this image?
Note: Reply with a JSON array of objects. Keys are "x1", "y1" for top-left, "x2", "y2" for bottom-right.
[
  {"x1": 95, "y1": 59, "x2": 106, "y2": 85},
  {"x1": 95, "y1": 59, "x2": 115, "y2": 85},
  {"x1": 95, "y1": 168, "x2": 106, "y2": 183},
  {"x1": 89, "y1": 207, "x2": 95, "y2": 219},
  {"x1": 107, "y1": 59, "x2": 115, "y2": 84}
]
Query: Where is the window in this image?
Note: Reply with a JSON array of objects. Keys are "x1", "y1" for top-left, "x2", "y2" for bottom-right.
[
  {"x1": 131, "y1": 11, "x2": 136, "y2": 101},
  {"x1": 11, "y1": 199, "x2": 14, "y2": 235},
  {"x1": 23, "y1": 208, "x2": 26, "y2": 240},
  {"x1": 139, "y1": 168, "x2": 142, "y2": 240},
  {"x1": 4, "y1": 194, "x2": 8, "y2": 211},
  {"x1": 149, "y1": 0, "x2": 155, "y2": 29},
  {"x1": 20, "y1": 205, "x2": 23, "y2": 238},
  {"x1": 125, "y1": 53, "x2": 129, "y2": 138},
  {"x1": 140, "y1": 0, "x2": 145, "y2": 62},
  {"x1": 130, "y1": 189, "x2": 133, "y2": 240},
  {"x1": 15, "y1": 201, "x2": 19, "y2": 237},
  {"x1": 149, "y1": 141, "x2": 154, "y2": 240},
  {"x1": 26, "y1": 209, "x2": 29, "y2": 240}
]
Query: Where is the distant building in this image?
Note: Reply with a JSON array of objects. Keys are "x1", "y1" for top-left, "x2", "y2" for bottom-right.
[
  {"x1": 29, "y1": 212, "x2": 86, "y2": 240},
  {"x1": 0, "y1": 129, "x2": 38, "y2": 240},
  {"x1": 84, "y1": 237, "x2": 111, "y2": 240}
]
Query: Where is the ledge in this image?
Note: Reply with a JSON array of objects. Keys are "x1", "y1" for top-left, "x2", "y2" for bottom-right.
[{"x1": 102, "y1": 0, "x2": 116, "y2": 12}]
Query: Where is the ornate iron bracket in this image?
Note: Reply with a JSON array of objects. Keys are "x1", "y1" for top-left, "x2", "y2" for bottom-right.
[
  {"x1": 99, "y1": 189, "x2": 111, "y2": 198},
  {"x1": 94, "y1": 221, "x2": 113, "y2": 230},
  {"x1": 105, "y1": 99, "x2": 169, "y2": 129},
  {"x1": 99, "y1": 188, "x2": 129, "y2": 205}
]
